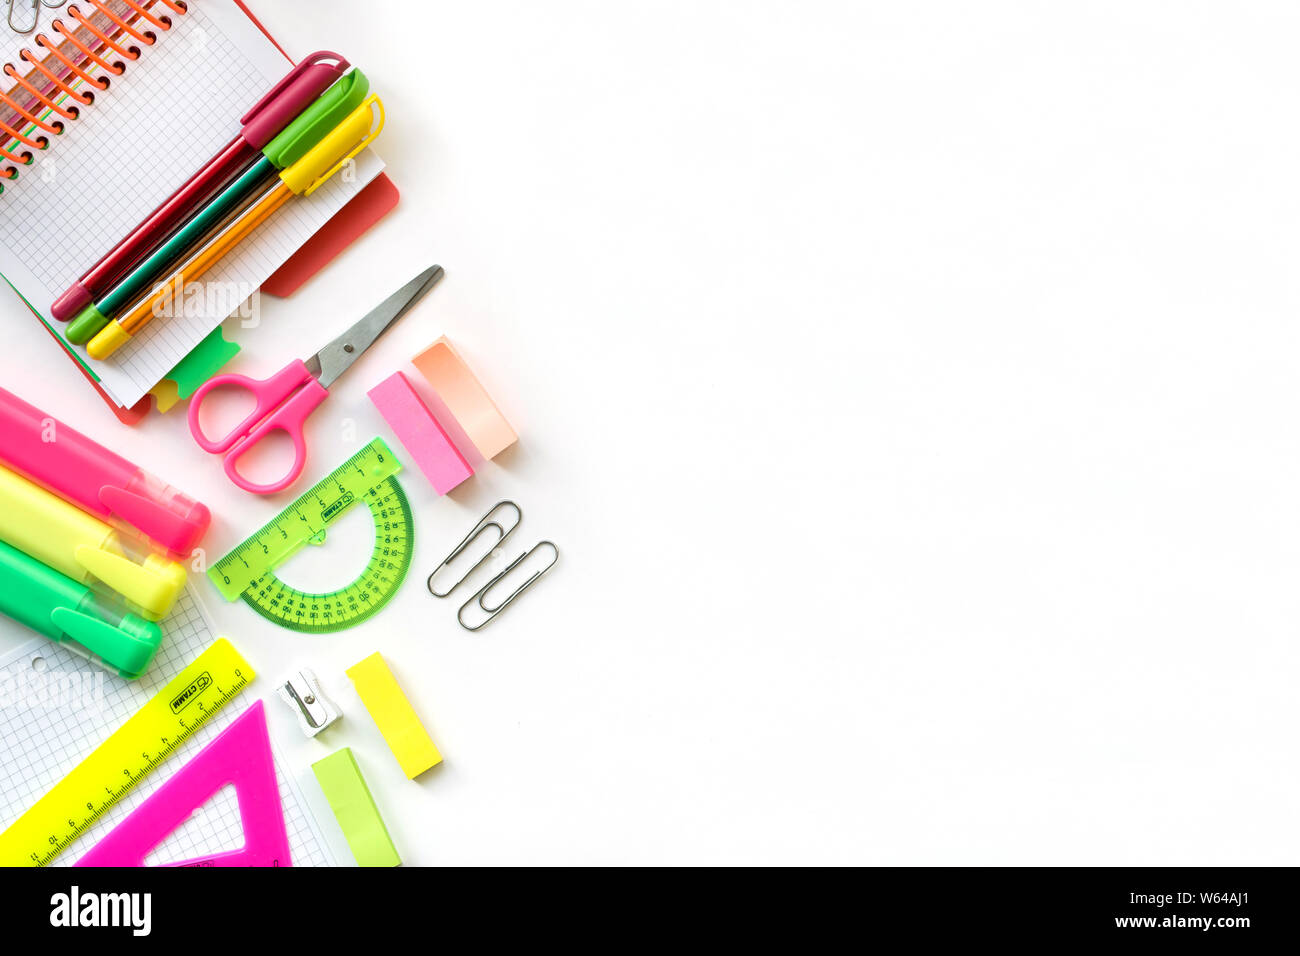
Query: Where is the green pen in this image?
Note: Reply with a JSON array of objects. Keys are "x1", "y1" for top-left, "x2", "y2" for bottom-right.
[
  {"x1": 262, "y1": 68, "x2": 371, "y2": 168},
  {"x1": 0, "y1": 540, "x2": 163, "y2": 680},
  {"x1": 66, "y1": 69, "x2": 371, "y2": 345}
]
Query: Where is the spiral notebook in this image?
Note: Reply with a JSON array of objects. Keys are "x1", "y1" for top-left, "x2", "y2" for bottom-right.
[{"x1": 0, "y1": 0, "x2": 384, "y2": 412}]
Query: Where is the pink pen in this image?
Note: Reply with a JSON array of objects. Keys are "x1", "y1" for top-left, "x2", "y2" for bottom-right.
[
  {"x1": 50, "y1": 51, "x2": 350, "y2": 321},
  {"x1": 0, "y1": 386, "x2": 210, "y2": 559}
]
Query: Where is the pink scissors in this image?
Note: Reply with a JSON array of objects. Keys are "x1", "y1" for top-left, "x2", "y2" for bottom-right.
[{"x1": 187, "y1": 265, "x2": 444, "y2": 494}]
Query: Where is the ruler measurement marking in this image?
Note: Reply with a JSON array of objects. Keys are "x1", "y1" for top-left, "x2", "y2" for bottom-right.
[
  {"x1": 31, "y1": 677, "x2": 250, "y2": 861},
  {"x1": 209, "y1": 440, "x2": 413, "y2": 632}
]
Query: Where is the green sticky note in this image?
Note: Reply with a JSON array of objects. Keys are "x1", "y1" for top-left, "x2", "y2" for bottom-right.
[
  {"x1": 166, "y1": 325, "x2": 241, "y2": 398},
  {"x1": 312, "y1": 747, "x2": 401, "y2": 867}
]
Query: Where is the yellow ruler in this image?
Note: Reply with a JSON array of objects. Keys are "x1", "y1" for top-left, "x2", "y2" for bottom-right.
[{"x1": 0, "y1": 638, "x2": 253, "y2": 866}]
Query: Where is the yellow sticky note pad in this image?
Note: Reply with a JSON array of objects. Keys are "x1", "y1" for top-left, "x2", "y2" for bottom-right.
[{"x1": 346, "y1": 653, "x2": 442, "y2": 779}]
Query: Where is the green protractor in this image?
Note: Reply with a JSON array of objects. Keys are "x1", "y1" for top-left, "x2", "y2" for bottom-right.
[{"x1": 207, "y1": 438, "x2": 414, "y2": 633}]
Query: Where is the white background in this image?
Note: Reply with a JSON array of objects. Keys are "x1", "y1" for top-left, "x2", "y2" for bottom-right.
[{"x1": 3, "y1": 0, "x2": 1298, "y2": 865}]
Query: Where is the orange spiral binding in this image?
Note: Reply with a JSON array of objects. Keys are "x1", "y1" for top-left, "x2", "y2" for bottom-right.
[
  {"x1": 17, "y1": 49, "x2": 94, "y2": 106},
  {"x1": 88, "y1": 2, "x2": 158, "y2": 46},
  {"x1": 35, "y1": 32, "x2": 112, "y2": 90},
  {"x1": 0, "y1": 115, "x2": 46, "y2": 149},
  {"x1": 8, "y1": 62, "x2": 81, "y2": 118},
  {"x1": 0, "y1": 141, "x2": 31, "y2": 165},
  {"x1": 120, "y1": 0, "x2": 176, "y2": 31},
  {"x1": 3, "y1": 0, "x2": 189, "y2": 185},
  {"x1": 0, "y1": 88, "x2": 61, "y2": 136},
  {"x1": 66, "y1": 5, "x2": 141, "y2": 61},
  {"x1": 53, "y1": 17, "x2": 130, "y2": 72}
]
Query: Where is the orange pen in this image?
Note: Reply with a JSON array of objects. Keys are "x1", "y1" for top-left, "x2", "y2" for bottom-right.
[{"x1": 87, "y1": 95, "x2": 384, "y2": 361}]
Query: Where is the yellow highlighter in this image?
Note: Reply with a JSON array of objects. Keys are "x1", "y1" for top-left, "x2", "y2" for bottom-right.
[
  {"x1": 87, "y1": 95, "x2": 385, "y2": 361},
  {"x1": 0, "y1": 464, "x2": 186, "y2": 621}
]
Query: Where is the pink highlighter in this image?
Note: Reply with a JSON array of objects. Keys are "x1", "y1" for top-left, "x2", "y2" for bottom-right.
[{"x1": 0, "y1": 386, "x2": 209, "y2": 559}]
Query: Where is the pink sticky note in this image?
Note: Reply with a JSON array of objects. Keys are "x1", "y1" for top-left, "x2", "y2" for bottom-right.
[
  {"x1": 410, "y1": 337, "x2": 517, "y2": 460},
  {"x1": 368, "y1": 372, "x2": 473, "y2": 495}
]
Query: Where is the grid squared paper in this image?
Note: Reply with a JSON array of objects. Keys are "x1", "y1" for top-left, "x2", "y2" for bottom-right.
[
  {"x1": 0, "y1": 585, "x2": 335, "y2": 867},
  {"x1": 0, "y1": 0, "x2": 383, "y2": 408}
]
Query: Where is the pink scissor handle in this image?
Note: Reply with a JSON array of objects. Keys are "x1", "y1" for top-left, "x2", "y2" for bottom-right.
[
  {"x1": 187, "y1": 359, "x2": 328, "y2": 495},
  {"x1": 188, "y1": 360, "x2": 317, "y2": 453},
  {"x1": 220, "y1": 380, "x2": 326, "y2": 494}
]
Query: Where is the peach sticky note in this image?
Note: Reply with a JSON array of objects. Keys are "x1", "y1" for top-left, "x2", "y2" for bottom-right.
[
  {"x1": 368, "y1": 371, "x2": 472, "y2": 495},
  {"x1": 410, "y1": 337, "x2": 517, "y2": 460}
]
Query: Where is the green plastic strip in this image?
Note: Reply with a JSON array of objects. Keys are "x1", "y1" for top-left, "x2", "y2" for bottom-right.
[{"x1": 166, "y1": 325, "x2": 241, "y2": 398}]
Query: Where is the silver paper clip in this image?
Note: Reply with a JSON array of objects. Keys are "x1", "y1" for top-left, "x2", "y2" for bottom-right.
[
  {"x1": 7, "y1": 0, "x2": 38, "y2": 35},
  {"x1": 427, "y1": 500, "x2": 522, "y2": 597},
  {"x1": 457, "y1": 540, "x2": 560, "y2": 631},
  {"x1": 276, "y1": 669, "x2": 341, "y2": 737},
  {"x1": 6, "y1": 0, "x2": 61, "y2": 36}
]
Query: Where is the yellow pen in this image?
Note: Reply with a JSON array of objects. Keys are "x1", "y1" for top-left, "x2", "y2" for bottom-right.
[
  {"x1": 0, "y1": 464, "x2": 186, "y2": 621},
  {"x1": 87, "y1": 95, "x2": 385, "y2": 361}
]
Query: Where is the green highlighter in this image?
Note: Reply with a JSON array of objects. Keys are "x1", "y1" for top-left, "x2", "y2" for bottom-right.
[
  {"x1": 66, "y1": 69, "x2": 371, "y2": 345},
  {"x1": 0, "y1": 540, "x2": 163, "y2": 679}
]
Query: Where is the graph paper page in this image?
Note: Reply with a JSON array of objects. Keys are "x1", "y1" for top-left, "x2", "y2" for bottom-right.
[
  {"x1": 0, "y1": 0, "x2": 383, "y2": 407},
  {"x1": 0, "y1": 584, "x2": 336, "y2": 867}
]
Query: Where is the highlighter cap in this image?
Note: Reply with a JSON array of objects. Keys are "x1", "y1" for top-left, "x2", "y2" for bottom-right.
[
  {"x1": 0, "y1": 540, "x2": 161, "y2": 680},
  {"x1": 52, "y1": 604, "x2": 162, "y2": 680},
  {"x1": 74, "y1": 546, "x2": 187, "y2": 622},
  {"x1": 0, "y1": 386, "x2": 210, "y2": 558},
  {"x1": 108, "y1": 473, "x2": 211, "y2": 560}
]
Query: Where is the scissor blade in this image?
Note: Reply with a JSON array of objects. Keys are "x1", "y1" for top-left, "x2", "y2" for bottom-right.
[{"x1": 310, "y1": 265, "x2": 445, "y2": 388}]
